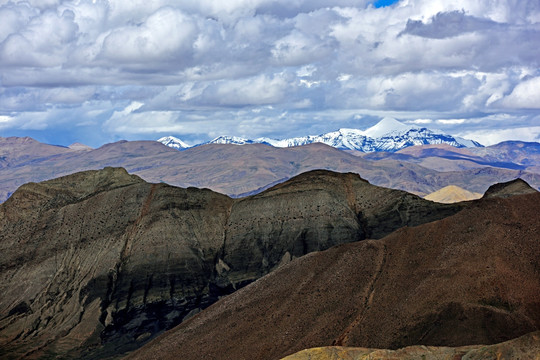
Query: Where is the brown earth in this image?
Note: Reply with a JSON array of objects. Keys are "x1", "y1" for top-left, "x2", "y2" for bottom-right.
[
  {"x1": 364, "y1": 142, "x2": 540, "y2": 174},
  {"x1": 281, "y1": 331, "x2": 540, "y2": 360},
  {"x1": 127, "y1": 189, "x2": 540, "y2": 360},
  {"x1": 0, "y1": 168, "x2": 461, "y2": 359},
  {"x1": 1, "y1": 137, "x2": 539, "y2": 202}
]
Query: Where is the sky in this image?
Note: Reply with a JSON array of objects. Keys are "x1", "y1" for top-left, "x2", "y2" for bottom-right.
[{"x1": 0, "y1": 0, "x2": 539, "y2": 148}]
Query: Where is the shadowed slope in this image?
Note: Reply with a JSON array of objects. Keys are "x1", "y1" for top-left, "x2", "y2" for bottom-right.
[
  {"x1": 482, "y1": 178, "x2": 538, "y2": 199},
  {"x1": 0, "y1": 168, "x2": 462, "y2": 359},
  {"x1": 127, "y1": 190, "x2": 540, "y2": 360}
]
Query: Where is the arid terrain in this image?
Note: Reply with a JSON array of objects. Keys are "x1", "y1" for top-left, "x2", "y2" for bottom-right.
[
  {"x1": 282, "y1": 331, "x2": 540, "y2": 360},
  {"x1": 127, "y1": 182, "x2": 540, "y2": 360},
  {"x1": 0, "y1": 168, "x2": 465, "y2": 359},
  {"x1": 1, "y1": 138, "x2": 539, "y2": 360}
]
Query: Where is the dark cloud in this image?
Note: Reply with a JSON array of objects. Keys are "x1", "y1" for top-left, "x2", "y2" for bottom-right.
[{"x1": 400, "y1": 11, "x2": 498, "y2": 39}]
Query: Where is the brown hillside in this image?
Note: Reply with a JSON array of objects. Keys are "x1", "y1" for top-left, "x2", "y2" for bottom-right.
[
  {"x1": 482, "y1": 178, "x2": 538, "y2": 199},
  {"x1": 128, "y1": 191, "x2": 540, "y2": 360},
  {"x1": 0, "y1": 168, "x2": 461, "y2": 359}
]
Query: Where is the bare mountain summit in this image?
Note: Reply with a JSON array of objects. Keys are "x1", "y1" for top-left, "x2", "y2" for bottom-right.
[{"x1": 482, "y1": 178, "x2": 538, "y2": 199}]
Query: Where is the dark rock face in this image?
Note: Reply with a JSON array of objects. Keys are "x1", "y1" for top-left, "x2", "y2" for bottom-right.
[
  {"x1": 0, "y1": 168, "x2": 462, "y2": 359},
  {"x1": 127, "y1": 192, "x2": 540, "y2": 360},
  {"x1": 482, "y1": 178, "x2": 538, "y2": 199}
]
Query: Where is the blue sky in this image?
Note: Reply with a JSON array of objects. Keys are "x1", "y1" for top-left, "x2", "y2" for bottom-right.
[
  {"x1": 374, "y1": 0, "x2": 400, "y2": 8},
  {"x1": 0, "y1": 0, "x2": 539, "y2": 147}
]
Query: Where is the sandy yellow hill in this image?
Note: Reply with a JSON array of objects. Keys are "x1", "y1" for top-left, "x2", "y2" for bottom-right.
[{"x1": 424, "y1": 185, "x2": 482, "y2": 203}]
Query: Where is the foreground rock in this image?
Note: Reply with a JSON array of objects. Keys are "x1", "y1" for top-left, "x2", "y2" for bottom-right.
[
  {"x1": 0, "y1": 168, "x2": 461, "y2": 359},
  {"x1": 281, "y1": 331, "x2": 540, "y2": 360},
  {"x1": 127, "y1": 188, "x2": 540, "y2": 360}
]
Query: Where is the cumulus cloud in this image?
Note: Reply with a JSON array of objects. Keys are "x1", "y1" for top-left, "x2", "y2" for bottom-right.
[
  {"x1": 500, "y1": 76, "x2": 540, "y2": 109},
  {"x1": 0, "y1": 0, "x2": 539, "y2": 147}
]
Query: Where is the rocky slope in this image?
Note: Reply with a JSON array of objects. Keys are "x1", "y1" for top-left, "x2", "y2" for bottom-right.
[
  {"x1": 281, "y1": 331, "x2": 540, "y2": 360},
  {"x1": 127, "y1": 186, "x2": 540, "y2": 360},
  {"x1": 482, "y1": 178, "x2": 538, "y2": 199},
  {"x1": 0, "y1": 168, "x2": 462, "y2": 359}
]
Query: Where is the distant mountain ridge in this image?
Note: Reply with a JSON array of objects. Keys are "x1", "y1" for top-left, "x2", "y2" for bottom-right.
[{"x1": 158, "y1": 118, "x2": 483, "y2": 152}]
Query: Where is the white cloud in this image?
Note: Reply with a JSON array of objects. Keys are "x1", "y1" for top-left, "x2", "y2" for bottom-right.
[
  {"x1": 500, "y1": 77, "x2": 540, "y2": 109},
  {"x1": 458, "y1": 126, "x2": 540, "y2": 146},
  {"x1": 0, "y1": 0, "x2": 539, "y2": 146},
  {"x1": 437, "y1": 119, "x2": 466, "y2": 125},
  {"x1": 410, "y1": 118, "x2": 432, "y2": 124},
  {"x1": 199, "y1": 74, "x2": 290, "y2": 106},
  {"x1": 100, "y1": 7, "x2": 198, "y2": 66}
]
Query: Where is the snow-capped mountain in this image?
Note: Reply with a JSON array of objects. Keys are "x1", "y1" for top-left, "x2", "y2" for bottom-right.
[
  {"x1": 208, "y1": 136, "x2": 255, "y2": 145},
  {"x1": 158, "y1": 118, "x2": 483, "y2": 152},
  {"x1": 157, "y1": 136, "x2": 190, "y2": 149}
]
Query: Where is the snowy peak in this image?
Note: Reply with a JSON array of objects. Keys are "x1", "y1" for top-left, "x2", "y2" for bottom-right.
[
  {"x1": 158, "y1": 118, "x2": 483, "y2": 153},
  {"x1": 363, "y1": 117, "x2": 413, "y2": 138},
  {"x1": 157, "y1": 136, "x2": 190, "y2": 149},
  {"x1": 208, "y1": 136, "x2": 254, "y2": 145}
]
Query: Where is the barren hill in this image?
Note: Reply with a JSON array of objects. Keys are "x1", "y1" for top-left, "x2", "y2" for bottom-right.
[
  {"x1": 128, "y1": 188, "x2": 540, "y2": 360},
  {"x1": 424, "y1": 185, "x2": 482, "y2": 203},
  {"x1": 0, "y1": 168, "x2": 461, "y2": 359},
  {"x1": 482, "y1": 178, "x2": 538, "y2": 199}
]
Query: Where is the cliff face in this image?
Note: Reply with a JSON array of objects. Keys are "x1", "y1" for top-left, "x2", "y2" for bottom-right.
[
  {"x1": 0, "y1": 168, "x2": 233, "y2": 359},
  {"x1": 127, "y1": 190, "x2": 540, "y2": 360},
  {"x1": 0, "y1": 168, "x2": 462, "y2": 359}
]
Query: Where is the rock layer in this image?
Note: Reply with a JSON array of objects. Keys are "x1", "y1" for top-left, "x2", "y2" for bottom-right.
[
  {"x1": 127, "y1": 190, "x2": 540, "y2": 360},
  {"x1": 0, "y1": 168, "x2": 461, "y2": 359},
  {"x1": 281, "y1": 331, "x2": 540, "y2": 360}
]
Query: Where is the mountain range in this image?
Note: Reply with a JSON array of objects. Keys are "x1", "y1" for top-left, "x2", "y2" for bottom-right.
[
  {"x1": 158, "y1": 118, "x2": 483, "y2": 152},
  {"x1": 0, "y1": 168, "x2": 465, "y2": 359},
  {"x1": 1, "y1": 137, "x2": 539, "y2": 204},
  {"x1": 2, "y1": 167, "x2": 536, "y2": 359},
  {"x1": 127, "y1": 180, "x2": 540, "y2": 360}
]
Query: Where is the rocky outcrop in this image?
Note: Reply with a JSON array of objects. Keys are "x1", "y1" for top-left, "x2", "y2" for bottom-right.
[
  {"x1": 0, "y1": 168, "x2": 462, "y2": 359},
  {"x1": 482, "y1": 178, "x2": 538, "y2": 199},
  {"x1": 127, "y1": 191, "x2": 540, "y2": 360},
  {"x1": 281, "y1": 331, "x2": 540, "y2": 360}
]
